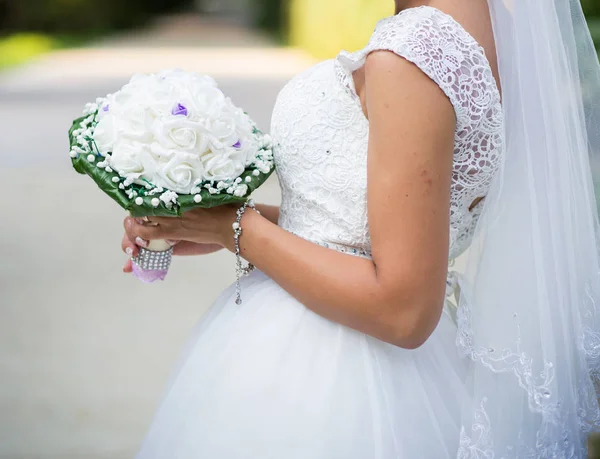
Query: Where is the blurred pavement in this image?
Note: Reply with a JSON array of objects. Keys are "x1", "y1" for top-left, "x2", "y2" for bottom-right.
[{"x1": 0, "y1": 14, "x2": 315, "y2": 459}]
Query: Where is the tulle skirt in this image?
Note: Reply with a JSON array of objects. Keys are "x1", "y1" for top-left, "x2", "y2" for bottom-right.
[{"x1": 136, "y1": 270, "x2": 469, "y2": 459}]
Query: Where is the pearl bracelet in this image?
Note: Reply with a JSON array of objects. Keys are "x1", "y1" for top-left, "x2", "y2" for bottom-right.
[{"x1": 233, "y1": 199, "x2": 260, "y2": 305}]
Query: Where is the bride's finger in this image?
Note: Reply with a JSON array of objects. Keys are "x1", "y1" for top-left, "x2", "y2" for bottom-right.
[
  {"x1": 121, "y1": 233, "x2": 139, "y2": 257},
  {"x1": 124, "y1": 217, "x2": 139, "y2": 245},
  {"x1": 129, "y1": 218, "x2": 165, "y2": 242},
  {"x1": 123, "y1": 258, "x2": 133, "y2": 273},
  {"x1": 124, "y1": 217, "x2": 150, "y2": 247}
]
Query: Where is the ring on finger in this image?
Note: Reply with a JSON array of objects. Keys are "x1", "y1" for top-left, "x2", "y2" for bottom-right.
[{"x1": 143, "y1": 216, "x2": 159, "y2": 227}]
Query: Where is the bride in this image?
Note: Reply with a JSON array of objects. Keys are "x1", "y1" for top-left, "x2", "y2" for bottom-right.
[{"x1": 121, "y1": 0, "x2": 600, "y2": 457}]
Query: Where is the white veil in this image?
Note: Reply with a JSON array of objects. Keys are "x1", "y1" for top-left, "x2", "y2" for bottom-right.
[{"x1": 456, "y1": 0, "x2": 600, "y2": 456}]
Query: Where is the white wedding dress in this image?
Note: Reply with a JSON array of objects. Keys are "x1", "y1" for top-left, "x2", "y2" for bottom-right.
[{"x1": 136, "y1": 6, "x2": 503, "y2": 458}]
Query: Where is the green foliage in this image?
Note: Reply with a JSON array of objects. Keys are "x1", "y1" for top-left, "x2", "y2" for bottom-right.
[
  {"x1": 589, "y1": 17, "x2": 600, "y2": 49},
  {"x1": 0, "y1": 0, "x2": 193, "y2": 34},
  {"x1": 288, "y1": 0, "x2": 392, "y2": 59},
  {"x1": 0, "y1": 33, "x2": 58, "y2": 69},
  {"x1": 254, "y1": 0, "x2": 287, "y2": 33},
  {"x1": 582, "y1": 0, "x2": 600, "y2": 19},
  {"x1": 0, "y1": 31, "x2": 100, "y2": 70}
]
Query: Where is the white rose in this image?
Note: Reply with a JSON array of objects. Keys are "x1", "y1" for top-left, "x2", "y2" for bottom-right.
[
  {"x1": 231, "y1": 108, "x2": 260, "y2": 165},
  {"x1": 152, "y1": 118, "x2": 207, "y2": 152},
  {"x1": 188, "y1": 85, "x2": 226, "y2": 119},
  {"x1": 171, "y1": 126, "x2": 198, "y2": 149},
  {"x1": 118, "y1": 104, "x2": 154, "y2": 142},
  {"x1": 200, "y1": 148, "x2": 245, "y2": 182},
  {"x1": 153, "y1": 153, "x2": 204, "y2": 194},
  {"x1": 93, "y1": 114, "x2": 117, "y2": 155},
  {"x1": 236, "y1": 133, "x2": 260, "y2": 166},
  {"x1": 210, "y1": 116, "x2": 238, "y2": 146},
  {"x1": 109, "y1": 141, "x2": 156, "y2": 179},
  {"x1": 121, "y1": 73, "x2": 160, "y2": 99}
]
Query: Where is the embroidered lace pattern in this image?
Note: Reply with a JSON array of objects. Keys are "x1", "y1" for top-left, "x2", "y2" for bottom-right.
[{"x1": 272, "y1": 6, "x2": 503, "y2": 263}]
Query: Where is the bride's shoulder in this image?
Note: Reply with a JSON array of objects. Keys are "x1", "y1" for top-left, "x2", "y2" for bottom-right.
[
  {"x1": 367, "y1": 6, "x2": 483, "y2": 56},
  {"x1": 339, "y1": 5, "x2": 501, "y2": 131}
]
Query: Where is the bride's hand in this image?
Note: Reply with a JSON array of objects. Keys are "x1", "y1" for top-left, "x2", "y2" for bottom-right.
[
  {"x1": 121, "y1": 206, "x2": 238, "y2": 272},
  {"x1": 121, "y1": 236, "x2": 225, "y2": 273}
]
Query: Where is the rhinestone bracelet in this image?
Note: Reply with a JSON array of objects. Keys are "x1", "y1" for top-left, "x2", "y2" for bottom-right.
[{"x1": 232, "y1": 199, "x2": 260, "y2": 305}]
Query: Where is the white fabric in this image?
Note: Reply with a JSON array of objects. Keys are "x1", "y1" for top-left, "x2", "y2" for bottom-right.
[
  {"x1": 137, "y1": 271, "x2": 468, "y2": 458},
  {"x1": 136, "y1": 7, "x2": 504, "y2": 458},
  {"x1": 275, "y1": 6, "x2": 503, "y2": 261},
  {"x1": 455, "y1": 0, "x2": 600, "y2": 457}
]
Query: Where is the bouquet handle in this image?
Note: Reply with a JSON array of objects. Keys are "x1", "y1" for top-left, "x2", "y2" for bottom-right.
[{"x1": 131, "y1": 234, "x2": 174, "y2": 284}]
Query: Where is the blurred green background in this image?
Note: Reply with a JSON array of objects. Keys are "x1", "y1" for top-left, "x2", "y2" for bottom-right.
[
  {"x1": 1, "y1": 0, "x2": 599, "y2": 68},
  {"x1": 584, "y1": 0, "x2": 600, "y2": 49},
  {"x1": 0, "y1": 0, "x2": 192, "y2": 68}
]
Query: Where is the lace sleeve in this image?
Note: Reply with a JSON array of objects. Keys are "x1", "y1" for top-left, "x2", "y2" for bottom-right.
[
  {"x1": 336, "y1": 5, "x2": 504, "y2": 260},
  {"x1": 336, "y1": 6, "x2": 500, "y2": 132}
]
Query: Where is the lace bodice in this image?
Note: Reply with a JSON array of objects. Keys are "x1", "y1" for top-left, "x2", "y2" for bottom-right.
[{"x1": 271, "y1": 6, "x2": 503, "y2": 261}]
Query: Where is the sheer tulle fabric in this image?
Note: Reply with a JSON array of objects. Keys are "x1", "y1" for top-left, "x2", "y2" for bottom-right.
[
  {"x1": 456, "y1": 0, "x2": 600, "y2": 456},
  {"x1": 135, "y1": 8, "x2": 500, "y2": 457},
  {"x1": 136, "y1": 271, "x2": 468, "y2": 459}
]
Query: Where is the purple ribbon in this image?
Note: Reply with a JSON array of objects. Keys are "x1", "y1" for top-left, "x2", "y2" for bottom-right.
[
  {"x1": 233, "y1": 140, "x2": 242, "y2": 148},
  {"x1": 131, "y1": 263, "x2": 169, "y2": 283}
]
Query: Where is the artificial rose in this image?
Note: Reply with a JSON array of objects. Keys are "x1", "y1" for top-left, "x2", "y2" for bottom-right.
[
  {"x1": 109, "y1": 141, "x2": 156, "y2": 178},
  {"x1": 232, "y1": 106, "x2": 260, "y2": 165},
  {"x1": 153, "y1": 154, "x2": 204, "y2": 194},
  {"x1": 151, "y1": 118, "x2": 207, "y2": 152},
  {"x1": 118, "y1": 105, "x2": 155, "y2": 143},
  {"x1": 199, "y1": 148, "x2": 246, "y2": 182},
  {"x1": 170, "y1": 127, "x2": 198, "y2": 149},
  {"x1": 93, "y1": 115, "x2": 117, "y2": 156},
  {"x1": 210, "y1": 116, "x2": 238, "y2": 146},
  {"x1": 235, "y1": 129, "x2": 260, "y2": 166}
]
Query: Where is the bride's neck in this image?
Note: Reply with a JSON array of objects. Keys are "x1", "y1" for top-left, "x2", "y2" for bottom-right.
[{"x1": 394, "y1": 0, "x2": 432, "y2": 14}]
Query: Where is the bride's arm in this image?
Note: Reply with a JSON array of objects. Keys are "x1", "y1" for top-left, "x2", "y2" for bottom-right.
[
  {"x1": 235, "y1": 53, "x2": 455, "y2": 349},
  {"x1": 173, "y1": 204, "x2": 279, "y2": 253},
  {"x1": 254, "y1": 204, "x2": 279, "y2": 225},
  {"x1": 127, "y1": 52, "x2": 455, "y2": 349}
]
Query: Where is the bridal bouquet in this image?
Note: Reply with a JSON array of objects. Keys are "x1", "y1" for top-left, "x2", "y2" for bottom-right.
[{"x1": 69, "y1": 69, "x2": 274, "y2": 282}]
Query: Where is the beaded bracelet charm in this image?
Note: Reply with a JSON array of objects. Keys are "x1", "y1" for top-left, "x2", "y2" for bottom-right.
[{"x1": 232, "y1": 199, "x2": 261, "y2": 305}]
